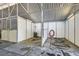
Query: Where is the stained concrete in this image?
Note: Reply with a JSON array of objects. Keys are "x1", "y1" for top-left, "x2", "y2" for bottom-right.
[
  {"x1": 4, "y1": 43, "x2": 31, "y2": 55},
  {"x1": 0, "y1": 40, "x2": 15, "y2": 48},
  {"x1": 20, "y1": 37, "x2": 41, "y2": 46},
  {"x1": 0, "y1": 49, "x2": 21, "y2": 56},
  {"x1": 0, "y1": 38, "x2": 79, "y2": 56}
]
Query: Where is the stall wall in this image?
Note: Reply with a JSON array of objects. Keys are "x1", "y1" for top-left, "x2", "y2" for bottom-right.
[
  {"x1": 41, "y1": 21, "x2": 65, "y2": 46},
  {"x1": 1, "y1": 16, "x2": 34, "y2": 42},
  {"x1": 2, "y1": 30, "x2": 9, "y2": 41},
  {"x1": 35, "y1": 23, "x2": 41, "y2": 37},
  {"x1": 68, "y1": 16, "x2": 74, "y2": 43},
  {"x1": 56, "y1": 22, "x2": 65, "y2": 38},
  {"x1": 65, "y1": 20, "x2": 69, "y2": 40},
  {"x1": 65, "y1": 13, "x2": 79, "y2": 47},
  {"x1": 18, "y1": 16, "x2": 27, "y2": 42},
  {"x1": 1, "y1": 17, "x2": 17, "y2": 42},
  {"x1": 9, "y1": 30, "x2": 17, "y2": 42},
  {"x1": 36, "y1": 22, "x2": 65, "y2": 38},
  {"x1": 48, "y1": 22, "x2": 65, "y2": 38},
  {"x1": 75, "y1": 12, "x2": 79, "y2": 46},
  {"x1": 2, "y1": 29, "x2": 17, "y2": 42},
  {"x1": 26, "y1": 19, "x2": 32, "y2": 39},
  {"x1": 32, "y1": 23, "x2": 35, "y2": 37},
  {"x1": 48, "y1": 22, "x2": 57, "y2": 37}
]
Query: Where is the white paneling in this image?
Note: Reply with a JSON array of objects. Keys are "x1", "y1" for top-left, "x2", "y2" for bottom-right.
[
  {"x1": 57, "y1": 22, "x2": 65, "y2": 38},
  {"x1": 44, "y1": 22, "x2": 48, "y2": 29},
  {"x1": 65, "y1": 20, "x2": 69, "y2": 40},
  {"x1": 48, "y1": 22, "x2": 56, "y2": 37},
  {"x1": 1, "y1": 30, "x2": 9, "y2": 41},
  {"x1": 32, "y1": 23, "x2": 35, "y2": 37},
  {"x1": 35, "y1": 23, "x2": 41, "y2": 37},
  {"x1": 27, "y1": 19, "x2": 32, "y2": 39},
  {"x1": 75, "y1": 12, "x2": 79, "y2": 46},
  {"x1": 42, "y1": 21, "x2": 65, "y2": 46},
  {"x1": 42, "y1": 22, "x2": 65, "y2": 46},
  {"x1": 68, "y1": 16, "x2": 74, "y2": 43},
  {"x1": 44, "y1": 22, "x2": 48, "y2": 38},
  {"x1": 9, "y1": 30, "x2": 17, "y2": 42},
  {"x1": 18, "y1": 16, "x2": 27, "y2": 42},
  {"x1": 44, "y1": 29, "x2": 48, "y2": 38}
]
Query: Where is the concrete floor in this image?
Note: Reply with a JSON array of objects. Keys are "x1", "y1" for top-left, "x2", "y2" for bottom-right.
[
  {"x1": 20, "y1": 37, "x2": 41, "y2": 46},
  {"x1": 0, "y1": 38, "x2": 79, "y2": 56}
]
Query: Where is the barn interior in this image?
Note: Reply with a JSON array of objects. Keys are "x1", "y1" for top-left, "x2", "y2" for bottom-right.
[{"x1": 0, "y1": 3, "x2": 79, "y2": 56}]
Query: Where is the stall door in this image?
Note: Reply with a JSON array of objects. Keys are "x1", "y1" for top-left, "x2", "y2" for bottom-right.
[
  {"x1": 1, "y1": 18, "x2": 17, "y2": 42},
  {"x1": 1, "y1": 19, "x2": 9, "y2": 41},
  {"x1": 9, "y1": 18, "x2": 17, "y2": 42}
]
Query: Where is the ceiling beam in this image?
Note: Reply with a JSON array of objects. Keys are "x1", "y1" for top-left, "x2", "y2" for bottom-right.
[
  {"x1": 0, "y1": 3, "x2": 16, "y2": 10},
  {"x1": 19, "y1": 3, "x2": 33, "y2": 20}
]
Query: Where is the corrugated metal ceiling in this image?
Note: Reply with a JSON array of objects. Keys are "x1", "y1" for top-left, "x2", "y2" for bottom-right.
[
  {"x1": 22, "y1": 3, "x2": 73, "y2": 22},
  {"x1": 0, "y1": 3, "x2": 79, "y2": 23}
]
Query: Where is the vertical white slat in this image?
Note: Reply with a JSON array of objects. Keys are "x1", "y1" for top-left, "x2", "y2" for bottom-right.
[
  {"x1": 27, "y1": 19, "x2": 32, "y2": 39},
  {"x1": 35, "y1": 23, "x2": 41, "y2": 37},
  {"x1": 57, "y1": 22, "x2": 65, "y2": 38},
  {"x1": 18, "y1": 16, "x2": 27, "y2": 42},
  {"x1": 68, "y1": 16, "x2": 74, "y2": 43},
  {"x1": 65, "y1": 20, "x2": 69, "y2": 40},
  {"x1": 48, "y1": 22, "x2": 57, "y2": 37},
  {"x1": 75, "y1": 12, "x2": 79, "y2": 46},
  {"x1": 44, "y1": 22, "x2": 48, "y2": 41}
]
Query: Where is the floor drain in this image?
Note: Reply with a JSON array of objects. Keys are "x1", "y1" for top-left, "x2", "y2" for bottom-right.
[{"x1": 20, "y1": 47, "x2": 30, "y2": 51}]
